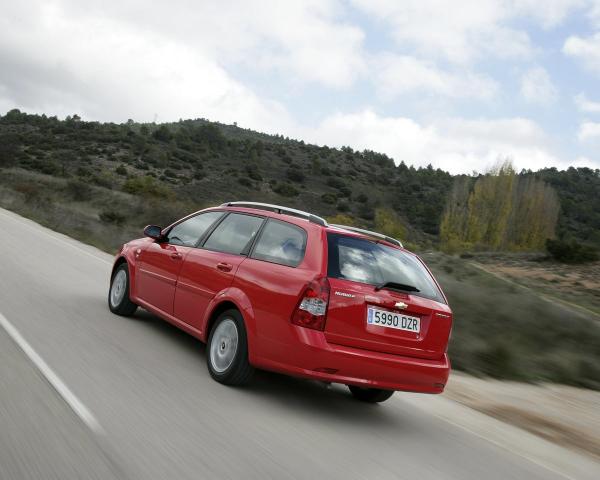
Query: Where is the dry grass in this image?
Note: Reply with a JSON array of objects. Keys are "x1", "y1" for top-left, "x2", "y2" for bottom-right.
[{"x1": 472, "y1": 253, "x2": 600, "y2": 317}]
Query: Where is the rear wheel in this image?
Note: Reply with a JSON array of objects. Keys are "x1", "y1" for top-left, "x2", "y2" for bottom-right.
[
  {"x1": 207, "y1": 309, "x2": 254, "y2": 386},
  {"x1": 108, "y1": 264, "x2": 137, "y2": 316},
  {"x1": 348, "y1": 386, "x2": 394, "y2": 403}
]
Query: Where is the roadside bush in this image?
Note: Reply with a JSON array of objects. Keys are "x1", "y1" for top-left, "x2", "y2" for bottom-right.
[
  {"x1": 99, "y1": 209, "x2": 126, "y2": 225},
  {"x1": 66, "y1": 179, "x2": 92, "y2": 201},
  {"x1": 14, "y1": 182, "x2": 41, "y2": 203},
  {"x1": 546, "y1": 238, "x2": 599, "y2": 263}
]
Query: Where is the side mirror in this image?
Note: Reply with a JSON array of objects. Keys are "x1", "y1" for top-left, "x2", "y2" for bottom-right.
[{"x1": 143, "y1": 225, "x2": 163, "y2": 240}]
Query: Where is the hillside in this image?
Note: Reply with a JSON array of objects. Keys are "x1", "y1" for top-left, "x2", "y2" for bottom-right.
[
  {"x1": 1, "y1": 109, "x2": 600, "y2": 390},
  {"x1": 0, "y1": 109, "x2": 599, "y2": 250}
]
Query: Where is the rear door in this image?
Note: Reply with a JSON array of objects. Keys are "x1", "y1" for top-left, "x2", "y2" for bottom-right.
[
  {"x1": 174, "y1": 212, "x2": 265, "y2": 331},
  {"x1": 324, "y1": 233, "x2": 452, "y2": 360}
]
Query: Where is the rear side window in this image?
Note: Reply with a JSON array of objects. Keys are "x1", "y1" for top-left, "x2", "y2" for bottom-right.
[
  {"x1": 167, "y1": 211, "x2": 224, "y2": 247},
  {"x1": 203, "y1": 213, "x2": 264, "y2": 255},
  {"x1": 251, "y1": 219, "x2": 307, "y2": 267},
  {"x1": 327, "y1": 233, "x2": 445, "y2": 303}
]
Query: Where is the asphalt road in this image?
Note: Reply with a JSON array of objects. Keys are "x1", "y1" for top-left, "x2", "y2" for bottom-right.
[{"x1": 0, "y1": 207, "x2": 592, "y2": 480}]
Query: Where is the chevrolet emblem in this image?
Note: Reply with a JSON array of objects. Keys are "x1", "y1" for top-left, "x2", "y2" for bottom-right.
[{"x1": 394, "y1": 302, "x2": 408, "y2": 309}]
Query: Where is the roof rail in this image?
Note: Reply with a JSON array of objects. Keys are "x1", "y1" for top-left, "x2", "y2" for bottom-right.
[
  {"x1": 330, "y1": 224, "x2": 403, "y2": 248},
  {"x1": 221, "y1": 201, "x2": 328, "y2": 226}
]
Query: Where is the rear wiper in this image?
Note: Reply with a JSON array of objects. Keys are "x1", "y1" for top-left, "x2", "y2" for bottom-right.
[{"x1": 374, "y1": 282, "x2": 420, "y2": 293}]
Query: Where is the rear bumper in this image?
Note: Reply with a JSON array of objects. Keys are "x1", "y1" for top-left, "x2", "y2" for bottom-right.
[{"x1": 252, "y1": 326, "x2": 450, "y2": 394}]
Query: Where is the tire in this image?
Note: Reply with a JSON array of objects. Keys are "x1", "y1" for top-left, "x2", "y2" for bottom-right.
[
  {"x1": 108, "y1": 263, "x2": 138, "y2": 316},
  {"x1": 348, "y1": 386, "x2": 394, "y2": 403},
  {"x1": 207, "y1": 309, "x2": 254, "y2": 386}
]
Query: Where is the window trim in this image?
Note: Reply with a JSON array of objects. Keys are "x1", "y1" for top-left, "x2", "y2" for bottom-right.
[
  {"x1": 248, "y1": 218, "x2": 308, "y2": 268},
  {"x1": 163, "y1": 210, "x2": 226, "y2": 248},
  {"x1": 198, "y1": 211, "x2": 266, "y2": 257}
]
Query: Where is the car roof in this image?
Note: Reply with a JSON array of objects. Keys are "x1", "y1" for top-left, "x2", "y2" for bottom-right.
[{"x1": 203, "y1": 202, "x2": 404, "y2": 250}]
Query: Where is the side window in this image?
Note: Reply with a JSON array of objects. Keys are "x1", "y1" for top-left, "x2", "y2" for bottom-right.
[
  {"x1": 251, "y1": 219, "x2": 307, "y2": 267},
  {"x1": 166, "y1": 211, "x2": 224, "y2": 247},
  {"x1": 203, "y1": 213, "x2": 264, "y2": 255}
]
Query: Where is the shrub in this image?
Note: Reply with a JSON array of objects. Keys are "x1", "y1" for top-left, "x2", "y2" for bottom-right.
[
  {"x1": 27, "y1": 158, "x2": 60, "y2": 175},
  {"x1": 246, "y1": 164, "x2": 262, "y2": 181},
  {"x1": 357, "y1": 202, "x2": 374, "y2": 220},
  {"x1": 123, "y1": 176, "x2": 172, "y2": 198},
  {"x1": 286, "y1": 167, "x2": 305, "y2": 183},
  {"x1": 152, "y1": 125, "x2": 172, "y2": 142},
  {"x1": 237, "y1": 177, "x2": 253, "y2": 188},
  {"x1": 327, "y1": 213, "x2": 357, "y2": 226},
  {"x1": 192, "y1": 124, "x2": 226, "y2": 150},
  {"x1": 274, "y1": 183, "x2": 299, "y2": 197},
  {"x1": 321, "y1": 193, "x2": 337, "y2": 204},
  {"x1": 14, "y1": 182, "x2": 41, "y2": 203},
  {"x1": 546, "y1": 238, "x2": 599, "y2": 264},
  {"x1": 337, "y1": 201, "x2": 349, "y2": 212},
  {"x1": 66, "y1": 179, "x2": 92, "y2": 201},
  {"x1": 326, "y1": 177, "x2": 346, "y2": 190},
  {"x1": 115, "y1": 165, "x2": 127, "y2": 176},
  {"x1": 99, "y1": 209, "x2": 126, "y2": 225}
]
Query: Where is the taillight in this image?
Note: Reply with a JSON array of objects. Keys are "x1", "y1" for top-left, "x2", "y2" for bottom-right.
[{"x1": 291, "y1": 276, "x2": 330, "y2": 331}]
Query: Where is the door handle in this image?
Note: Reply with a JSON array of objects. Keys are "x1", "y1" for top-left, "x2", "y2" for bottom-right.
[
  {"x1": 216, "y1": 262, "x2": 233, "y2": 272},
  {"x1": 170, "y1": 252, "x2": 183, "y2": 260}
]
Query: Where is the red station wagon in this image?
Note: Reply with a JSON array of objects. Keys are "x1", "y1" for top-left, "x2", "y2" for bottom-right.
[{"x1": 108, "y1": 202, "x2": 452, "y2": 403}]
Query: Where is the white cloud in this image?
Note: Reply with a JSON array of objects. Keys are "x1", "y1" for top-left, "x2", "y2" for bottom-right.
[
  {"x1": 575, "y1": 92, "x2": 600, "y2": 112},
  {"x1": 350, "y1": 0, "x2": 527, "y2": 64},
  {"x1": 374, "y1": 54, "x2": 498, "y2": 100},
  {"x1": 578, "y1": 121, "x2": 600, "y2": 140},
  {"x1": 0, "y1": 0, "x2": 366, "y2": 127},
  {"x1": 512, "y1": 0, "x2": 587, "y2": 27},
  {"x1": 350, "y1": 0, "x2": 586, "y2": 64},
  {"x1": 563, "y1": 32, "x2": 600, "y2": 74},
  {"x1": 520, "y1": 67, "x2": 558, "y2": 105},
  {"x1": 588, "y1": 0, "x2": 600, "y2": 26},
  {"x1": 301, "y1": 109, "x2": 591, "y2": 174}
]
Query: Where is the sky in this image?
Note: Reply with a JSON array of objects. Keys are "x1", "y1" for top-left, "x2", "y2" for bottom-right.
[{"x1": 2, "y1": 1, "x2": 600, "y2": 174}]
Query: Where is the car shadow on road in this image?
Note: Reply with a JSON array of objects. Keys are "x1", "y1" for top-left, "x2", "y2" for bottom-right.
[{"x1": 130, "y1": 308, "x2": 411, "y2": 431}]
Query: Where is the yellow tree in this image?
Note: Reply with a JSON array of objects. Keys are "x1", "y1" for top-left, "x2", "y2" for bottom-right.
[{"x1": 440, "y1": 160, "x2": 559, "y2": 251}]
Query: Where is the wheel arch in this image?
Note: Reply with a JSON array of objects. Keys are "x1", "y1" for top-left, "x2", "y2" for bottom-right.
[
  {"x1": 110, "y1": 256, "x2": 139, "y2": 301},
  {"x1": 202, "y1": 289, "x2": 257, "y2": 361},
  {"x1": 111, "y1": 256, "x2": 128, "y2": 280}
]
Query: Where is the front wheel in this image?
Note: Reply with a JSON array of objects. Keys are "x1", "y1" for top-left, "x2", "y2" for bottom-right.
[
  {"x1": 108, "y1": 264, "x2": 137, "y2": 316},
  {"x1": 348, "y1": 386, "x2": 394, "y2": 403},
  {"x1": 207, "y1": 309, "x2": 254, "y2": 386}
]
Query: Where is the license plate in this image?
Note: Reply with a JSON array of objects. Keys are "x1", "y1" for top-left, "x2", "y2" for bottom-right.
[{"x1": 367, "y1": 307, "x2": 420, "y2": 333}]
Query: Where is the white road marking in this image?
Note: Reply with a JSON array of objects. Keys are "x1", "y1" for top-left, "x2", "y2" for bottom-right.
[
  {"x1": 0, "y1": 311, "x2": 104, "y2": 435},
  {"x1": 0, "y1": 208, "x2": 112, "y2": 265}
]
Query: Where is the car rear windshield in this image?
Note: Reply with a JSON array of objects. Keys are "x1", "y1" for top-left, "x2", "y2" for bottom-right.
[{"x1": 327, "y1": 233, "x2": 445, "y2": 303}]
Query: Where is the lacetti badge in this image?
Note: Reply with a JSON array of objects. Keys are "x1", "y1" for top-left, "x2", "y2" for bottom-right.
[
  {"x1": 395, "y1": 302, "x2": 408, "y2": 309},
  {"x1": 335, "y1": 291, "x2": 355, "y2": 298}
]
